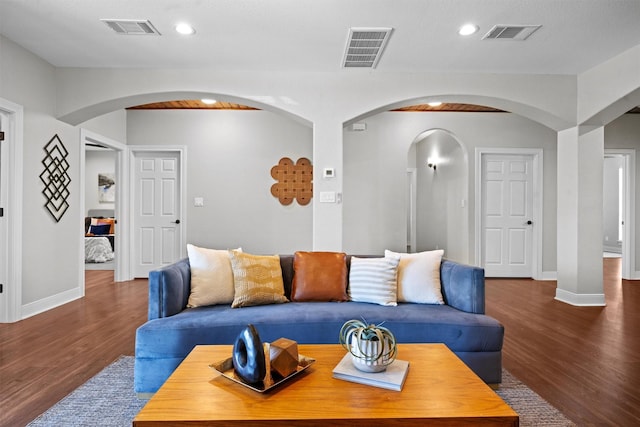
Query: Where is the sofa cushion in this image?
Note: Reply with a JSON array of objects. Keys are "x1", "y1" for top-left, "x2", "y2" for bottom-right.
[
  {"x1": 186, "y1": 244, "x2": 238, "y2": 307},
  {"x1": 291, "y1": 251, "x2": 348, "y2": 302},
  {"x1": 385, "y1": 249, "x2": 445, "y2": 305},
  {"x1": 135, "y1": 301, "x2": 503, "y2": 361},
  {"x1": 348, "y1": 256, "x2": 399, "y2": 306},
  {"x1": 229, "y1": 251, "x2": 289, "y2": 308}
]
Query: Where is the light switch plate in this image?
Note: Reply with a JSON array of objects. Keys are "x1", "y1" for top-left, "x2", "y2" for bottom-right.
[
  {"x1": 194, "y1": 197, "x2": 204, "y2": 207},
  {"x1": 319, "y1": 191, "x2": 336, "y2": 203}
]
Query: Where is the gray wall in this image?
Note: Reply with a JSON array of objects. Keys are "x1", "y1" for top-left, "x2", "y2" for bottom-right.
[
  {"x1": 343, "y1": 111, "x2": 558, "y2": 272},
  {"x1": 0, "y1": 35, "x2": 80, "y2": 307},
  {"x1": 604, "y1": 114, "x2": 640, "y2": 266},
  {"x1": 415, "y1": 131, "x2": 467, "y2": 261},
  {"x1": 3, "y1": 27, "x2": 640, "y2": 317},
  {"x1": 126, "y1": 109, "x2": 313, "y2": 254}
]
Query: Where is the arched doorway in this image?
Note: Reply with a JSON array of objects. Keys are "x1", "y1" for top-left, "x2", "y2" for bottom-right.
[{"x1": 409, "y1": 129, "x2": 468, "y2": 263}]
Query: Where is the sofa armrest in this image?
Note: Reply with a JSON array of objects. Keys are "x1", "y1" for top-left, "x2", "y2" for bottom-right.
[
  {"x1": 440, "y1": 259, "x2": 485, "y2": 314},
  {"x1": 148, "y1": 258, "x2": 191, "y2": 320}
]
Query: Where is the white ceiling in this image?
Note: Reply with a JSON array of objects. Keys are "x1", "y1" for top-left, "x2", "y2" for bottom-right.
[{"x1": 0, "y1": 0, "x2": 639, "y2": 75}]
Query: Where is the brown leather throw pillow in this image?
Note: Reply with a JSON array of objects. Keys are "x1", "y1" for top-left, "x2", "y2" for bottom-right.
[{"x1": 291, "y1": 251, "x2": 348, "y2": 302}]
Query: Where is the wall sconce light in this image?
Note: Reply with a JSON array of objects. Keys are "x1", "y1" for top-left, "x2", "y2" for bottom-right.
[{"x1": 427, "y1": 157, "x2": 437, "y2": 170}]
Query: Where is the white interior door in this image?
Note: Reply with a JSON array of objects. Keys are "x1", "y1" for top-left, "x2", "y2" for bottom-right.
[
  {"x1": 481, "y1": 154, "x2": 534, "y2": 277},
  {"x1": 133, "y1": 151, "x2": 182, "y2": 278}
]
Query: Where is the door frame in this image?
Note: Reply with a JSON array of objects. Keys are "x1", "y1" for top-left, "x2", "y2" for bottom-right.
[
  {"x1": 406, "y1": 168, "x2": 417, "y2": 253},
  {"x1": 474, "y1": 148, "x2": 543, "y2": 279},
  {"x1": 80, "y1": 129, "x2": 130, "y2": 284},
  {"x1": 0, "y1": 97, "x2": 24, "y2": 323},
  {"x1": 129, "y1": 146, "x2": 188, "y2": 277},
  {"x1": 604, "y1": 149, "x2": 635, "y2": 280}
]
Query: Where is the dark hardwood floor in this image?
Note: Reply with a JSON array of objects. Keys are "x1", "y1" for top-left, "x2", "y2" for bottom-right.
[
  {"x1": 486, "y1": 257, "x2": 640, "y2": 426},
  {"x1": 0, "y1": 271, "x2": 149, "y2": 427},
  {"x1": 0, "y1": 259, "x2": 638, "y2": 426}
]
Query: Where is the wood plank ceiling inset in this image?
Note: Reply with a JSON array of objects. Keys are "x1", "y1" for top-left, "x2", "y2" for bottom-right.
[
  {"x1": 126, "y1": 100, "x2": 259, "y2": 110},
  {"x1": 392, "y1": 103, "x2": 505, "y2": 112},
  {"x1": 126, "y1": 101, "x2": 640, "y2": 114}
]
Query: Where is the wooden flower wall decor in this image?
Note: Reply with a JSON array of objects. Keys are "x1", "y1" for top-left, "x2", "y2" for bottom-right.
[
  {"x1": 270, "y1": 157, "x2": 313, "y2": 205},
  {"x1": 40, "y1": 134, "x2": 71, "y2": 222}
]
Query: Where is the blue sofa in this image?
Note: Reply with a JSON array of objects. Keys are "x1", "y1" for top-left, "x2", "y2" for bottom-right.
[{"x1": 134, "y1": 255, "x2": 504, "y2": 395}]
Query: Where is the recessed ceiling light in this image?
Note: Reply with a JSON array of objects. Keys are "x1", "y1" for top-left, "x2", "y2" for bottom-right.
[
  {"x1": 201, "y1": 98, "x2": 217, "y2": 105},
  {"x1": 175, "y1": 23, "x2": 195, "y2": 35},
  {"x1": 428, "y1": 101, "x2": 443, "y2": 107},
  {"x1": 458, "y1": 24, "x2": 479, "y2": 36}
]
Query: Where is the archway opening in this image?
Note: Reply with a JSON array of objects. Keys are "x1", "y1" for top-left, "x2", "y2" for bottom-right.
[{"x1": 409, "y1": 129, "x2": 468, "y2": 262}]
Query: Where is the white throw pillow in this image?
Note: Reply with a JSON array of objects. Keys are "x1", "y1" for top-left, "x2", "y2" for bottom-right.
[
  {"x1": 348, "y1": 256, "x2": 400, "y2": 306},
  {"x1": 384, "y1": 249, "x2": 445, "y2": 305},
  {"x1": 186, "y1": 244, "x2": 241, "y2": 307}
]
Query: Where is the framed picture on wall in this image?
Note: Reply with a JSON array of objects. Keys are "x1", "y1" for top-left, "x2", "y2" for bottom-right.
[{"x1": 98, "y1": 173, "x2": 115, "y2": 203}]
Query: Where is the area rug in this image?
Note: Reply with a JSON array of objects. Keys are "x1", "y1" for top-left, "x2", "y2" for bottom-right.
[{"x1": 28, "y1": 356, "x2": 574, "y2": 426}]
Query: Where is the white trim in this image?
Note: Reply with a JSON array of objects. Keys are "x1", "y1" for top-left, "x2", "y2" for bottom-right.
[
  {"x1": 80, "y1": 129, "x2": 131, "y2": 282},
  {"x1": 604, "y1": 149, "x2": 635, "y2": 280},
  {"x1": 0, "y1": 97, "x2": 23, "y2": 323},
  {"x1": 21, "y1": 287, "x2": 83, "y2": 320},
  {"x1": 475, "y1": 147, "x2": 544, "y2": 279},
  {"x1": 406, "y1": 168, "x2": 417, "y2": 252},
  {"x1": 129, "y1": 146, "x2": 187, "y2": 276},
  {"x1": 540, "y1": 271, "x2": 557, "y2": 281},
  {"x1": 555, "y1": 288, "x2": 606, "y2": 306}
]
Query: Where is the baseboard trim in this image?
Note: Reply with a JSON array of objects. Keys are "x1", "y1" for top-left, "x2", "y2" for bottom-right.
[
  {"x1": 21, "y1": 287, "x2": 83, "y2": 320},
  {"x1": 554, "y1": 288, "x2": 606, "y2": 306},
  {"x1": 539, "y1": 271, "x2": 557, "y2": 281}
]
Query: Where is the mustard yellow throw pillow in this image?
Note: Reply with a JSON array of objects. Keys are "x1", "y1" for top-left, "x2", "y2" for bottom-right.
[{"x1": 229, "y1": 251, "x2": 289, "y2": 308}]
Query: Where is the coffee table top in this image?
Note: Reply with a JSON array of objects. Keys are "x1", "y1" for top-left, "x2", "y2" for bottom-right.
[{"x1": 134, "y1": 344, "x2": 518, "y2": 426}]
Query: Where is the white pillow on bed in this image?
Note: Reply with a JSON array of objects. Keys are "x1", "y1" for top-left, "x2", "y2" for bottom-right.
[
  {"x1": 186, "y1": 244, "x2": 241, "y2": 308},
  {"x1": 384, "y1": 249, "x2": 445, "y2": 305}
]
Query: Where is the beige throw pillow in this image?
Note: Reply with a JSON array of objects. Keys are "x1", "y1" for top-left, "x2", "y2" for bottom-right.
[
  {"x1": 186, "y1": 244, "x2": 239, "y2": 307},
  {"x1": 384, "y1": 249, "x2": 445, "y2": 305},
  {"x1": 229, "y1": 251, "x2": 289, "y2": 308}
]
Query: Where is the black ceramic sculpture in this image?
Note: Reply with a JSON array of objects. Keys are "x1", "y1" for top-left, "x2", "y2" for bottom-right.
[{"x1": 232, "y1": 324, "x2": 266, "y2": 384}]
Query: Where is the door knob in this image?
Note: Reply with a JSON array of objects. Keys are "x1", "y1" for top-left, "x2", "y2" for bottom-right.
[
  {"x1": 173, "y1": 219, "x2": 181, "y2": 224},
  {"x1": 526, "y1": 220, "x2": 533, "y2": 225}
]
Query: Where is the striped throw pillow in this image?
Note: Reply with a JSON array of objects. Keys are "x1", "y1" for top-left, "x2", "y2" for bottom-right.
[{"x1": 348, "y1": 256, "x2": 400, "y2": 306}]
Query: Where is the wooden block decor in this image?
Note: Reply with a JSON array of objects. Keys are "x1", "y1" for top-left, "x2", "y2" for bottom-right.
[
  {"x1": 270, "y1": 157, "x2": 313, "y2": 205},
  {"x1": 269, "y1": 337, "x2": 299, "y2": 377}
]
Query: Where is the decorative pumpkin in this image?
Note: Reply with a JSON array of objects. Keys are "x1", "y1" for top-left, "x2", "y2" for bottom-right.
[{"x1": 339, "y1": 319, "x2": 397, "y2": 373}]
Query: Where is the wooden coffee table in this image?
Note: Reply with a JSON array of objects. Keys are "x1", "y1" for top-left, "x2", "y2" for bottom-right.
[{"x1": 133, "y1": 344, "x2": 518, "y2": 426}]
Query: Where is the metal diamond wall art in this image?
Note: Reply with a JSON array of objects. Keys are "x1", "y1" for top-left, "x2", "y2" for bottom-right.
[{"x1": 40, "y1": 134, "x2": 71, "y2": 222}]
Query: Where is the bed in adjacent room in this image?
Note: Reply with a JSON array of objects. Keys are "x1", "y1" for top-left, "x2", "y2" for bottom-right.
[{"x1": 84, "y1": 208, "x2": 115, "y2": 264}]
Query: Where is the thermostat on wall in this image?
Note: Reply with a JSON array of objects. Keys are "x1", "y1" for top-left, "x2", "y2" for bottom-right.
[{"x1": 323, "y1": 168, "x2": 335, "y2": 178}]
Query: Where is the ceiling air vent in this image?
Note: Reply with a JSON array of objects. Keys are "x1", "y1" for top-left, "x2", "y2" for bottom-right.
[
  {"x1": 342, "y1": 27, "x2": 393, "y2": 68},
  {"x1": 482, "y1": 25, "x2": 541, "y2": 41},
  {"x1": 101, "y1": 19, "x2": 161, "y2": 35}
]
